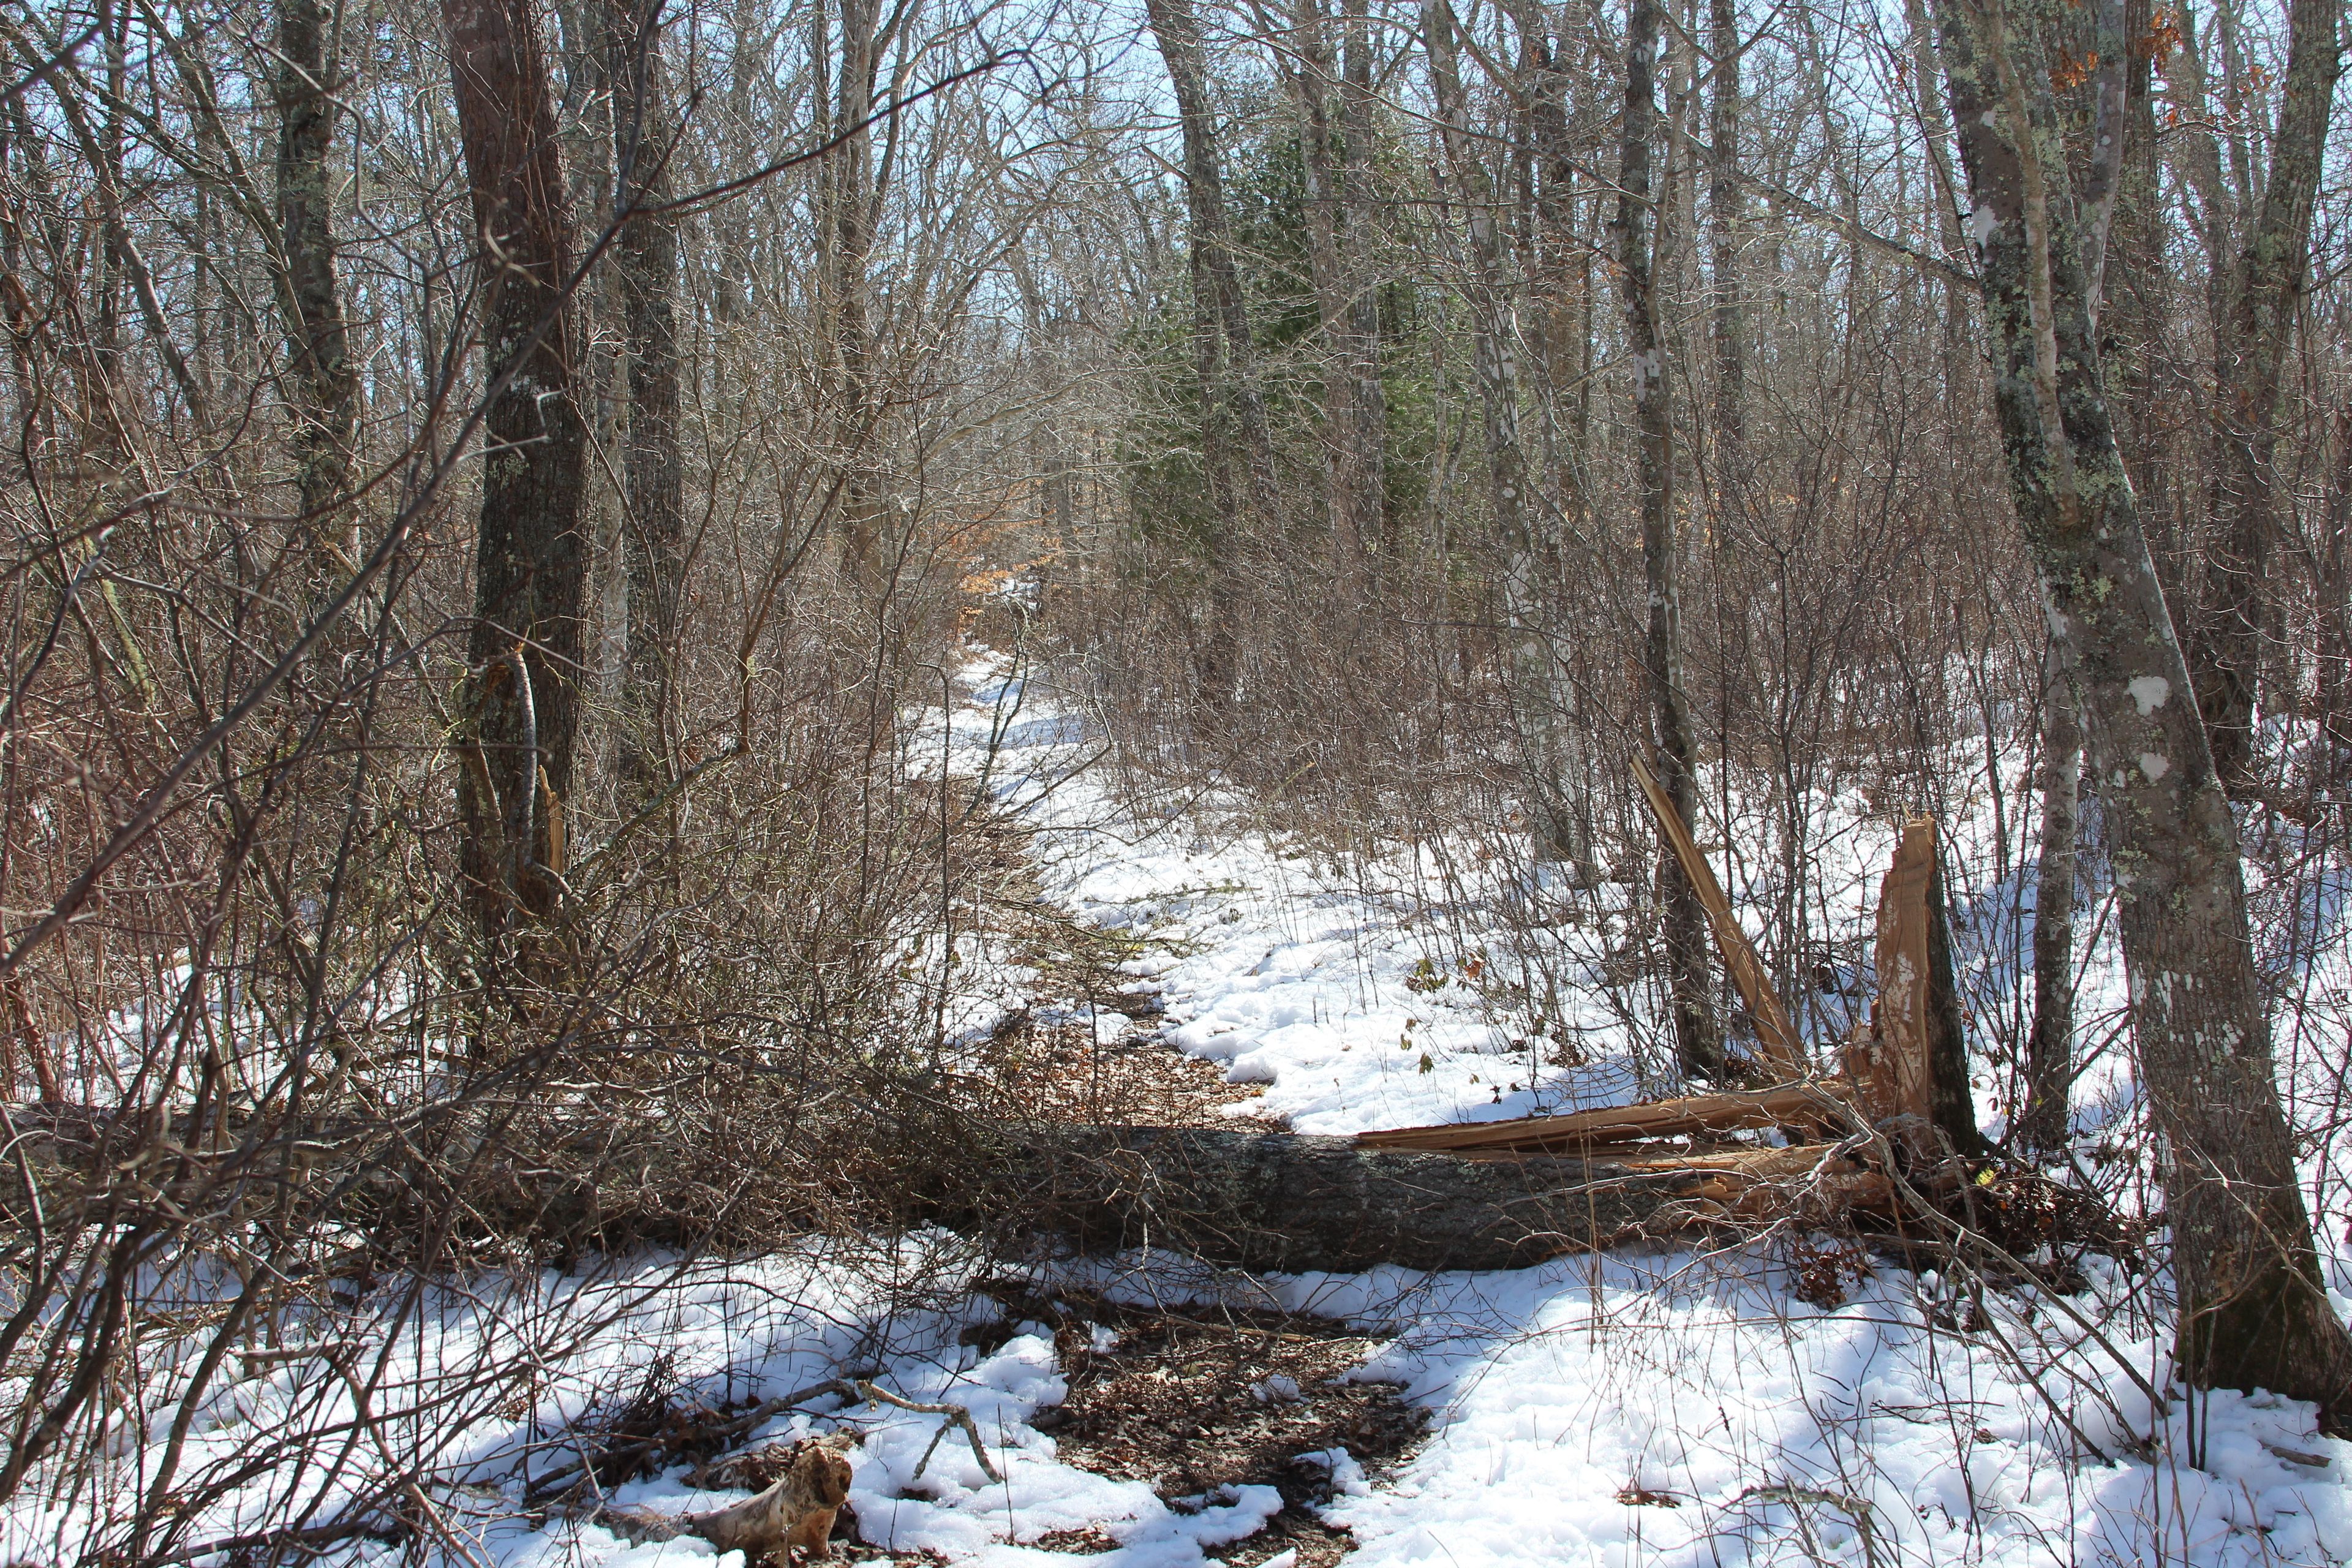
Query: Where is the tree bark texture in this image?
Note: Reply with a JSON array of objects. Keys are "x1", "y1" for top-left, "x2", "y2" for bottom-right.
[
  {"x1": 1284, "y1": 0, "x2": 1388, "y2": 586},
  {"x1": 819, "y1": 0, "x2": 886, "y2": 579},
  {"x1": 1337, "y1": 0, "x2": 1388, "y2": 563},
  {"x1": 1705, "y1": 0, "x2": 1747, "y2": 491},
  {"x1": 1932, "y1": 0, "x2": 2352, "y2": 1419},
  {"x1": 1922, "y1": 828, "x2": 1983, "y2": 1156},
  {"x1": 2187, "y1": 0, "x2": 2342, "y2": 787},
  {"x1": 1003, "y1": 1126, "x2": 1883, "y2": 1274},
  {"x1": 273, "y1": 0, "x2": 359, "y2": 552},
  {"x1": 606, "y1": 0, "x2": 686, "y2": 794},
  {"x1": 1427, "y1": 0, "x2": 1591, "y2": 876},
  {"x1": 1615, "y1": 0, "x2": 1719, "y2": 1076},
  {"x1": 10, "y1": 1102, "x2": 1886, "y2": 1277},
  {"x1": 2023, "y1": 635, "x2": 2081, "y2": 1152},
  {"x1": 444, "y1": 0, "x2": 590, "y2": 938},
  {"x1": 1501, "y1": 0, "x2": 1594, "y2": 537}
]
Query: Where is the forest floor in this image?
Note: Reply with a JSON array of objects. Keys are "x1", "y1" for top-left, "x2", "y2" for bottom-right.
[
  {"x1": 20, "y1": 645, "x2": 2352, "y2": 1566},
  {"x1": 486, "y1": 644, "x2": 2352, "y2": 1567}
]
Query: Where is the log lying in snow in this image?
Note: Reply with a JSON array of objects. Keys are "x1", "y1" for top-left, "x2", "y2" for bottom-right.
[
  {"x1": 1006, "y1": 1124, "x2": 1890, "y2": 1274},
  {"x1": 1353, "y1": 1082, "x2": 1853, "y2": 1156}
]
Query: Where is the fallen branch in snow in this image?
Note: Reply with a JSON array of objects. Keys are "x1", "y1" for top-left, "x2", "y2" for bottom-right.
[
  {"x1": 1355, "y1": 1082, "x2": 1849, "y2": 1155},
  {"x1": 835, "y1": 1379, "x2": 1005, "y2": 1483},
  {"x1": 556, "y1": 1379, "x2": 1003, "y2": 1564},
  {"x1": 1730, "y1": 1485, "x2": 1882, "y2": 1568},
  {"x1": 529, "y1": 1378, "x2": 1000, "y2": 1509}
]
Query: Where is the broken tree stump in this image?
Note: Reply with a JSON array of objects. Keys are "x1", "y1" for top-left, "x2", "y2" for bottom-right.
[{"x1": 1841, "y1": 818, "x2": 1937, "y2": 1156}]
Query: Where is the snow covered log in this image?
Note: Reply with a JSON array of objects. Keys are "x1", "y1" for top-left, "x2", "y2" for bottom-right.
[{"x1": 1001, "y1": 1125, "x2": 1891, "y2": 1273}]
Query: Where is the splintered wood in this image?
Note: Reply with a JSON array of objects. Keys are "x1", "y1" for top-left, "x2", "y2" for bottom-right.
[
  {"x1": 1356, "y1": 1084, "x2": 1841, "y2": 1155},
  {"x1": 1840, "y1": 816, "x2": 1937, "y2": 1152},
  {"x1": 1628, "y1": 752, "x2": 1805, "y2": 1076},
  {"x1": 1354, "y1": 797, "x2": 1945, "y2": 1208}
]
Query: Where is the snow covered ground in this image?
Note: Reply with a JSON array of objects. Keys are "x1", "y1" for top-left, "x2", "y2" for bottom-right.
[{"x1": 13, "y1": 642, "x2": 2352, "y2": 1567}]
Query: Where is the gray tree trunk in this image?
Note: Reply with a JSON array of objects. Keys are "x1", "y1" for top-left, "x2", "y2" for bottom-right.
[
  {"x1": 1705, "y1": 0, "x2": 1747, "y2": 497},
  {"x1": 1285, "y1": 0, "x2": 1359, "y2": 581},
  {"x1": 444, "y1": 0, "x2": 591, "y2": 940},
  {"x1": 2022, "y1": 636, "x2": 2081, "y2": 1153},
  {"x1": 1338, "y1": 0, "x2": 1388, "y2": 565},
  {"x1": 273, "y1": 0, "x2": 358, "y2": 561},
  {"x1": 606, "y1": 0, "x2": 685, "y2": 796},
  {"x1": 1615, "y1": 0, "x2": 1719, "y2": 1076},
  {"x1": 997, "y1": 1126, "x2": 1876, "y2": 1274},
  {"x1": 1144, "y1": 0, "x2": 1276, "y2": 698},
  {"x1": 1932, "y1": 0, "x2": 2352, "y2": 1420},
  {"x1": 1426, "y1": 0, "x2": 1593, "y2": 879},
  {"x1": 2185, "y1": 0, "x2": 2342, "y2": 787}
]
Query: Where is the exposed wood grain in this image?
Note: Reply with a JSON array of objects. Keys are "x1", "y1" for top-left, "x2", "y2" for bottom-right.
[{"x1": 1629, "y1": 752, "x2": 1805, "y2": 1075}]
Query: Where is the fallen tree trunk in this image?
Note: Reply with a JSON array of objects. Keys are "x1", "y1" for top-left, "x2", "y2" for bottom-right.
[
  {"x1": 1000, "y1": 1124, "x2": 1890, "y2": 1273},
  {"x1": 9, "y1": 1110, "x2": 1891, "y2": 1275}
]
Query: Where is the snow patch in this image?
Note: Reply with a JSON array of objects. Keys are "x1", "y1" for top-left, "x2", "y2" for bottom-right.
[{"x1": 2128, "y1": 674, "x2": 2172, "y2": 714}]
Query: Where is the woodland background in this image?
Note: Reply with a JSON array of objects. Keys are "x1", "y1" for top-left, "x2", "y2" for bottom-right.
[{"x1": 2, "y1": 0, "x2": 2352, "y2": 1553}]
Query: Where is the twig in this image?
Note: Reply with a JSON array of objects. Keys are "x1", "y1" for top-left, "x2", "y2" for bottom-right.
[
  {"x1": 1730, "y1": 1485, "x2": 1882, "y2": 1568},
  {"x1": 524, "y1": 1375, "x2": 1001, "y2": 1504},
  {"x1": 836, "y1": 1379, "x2": 1003, "y2": 1483}
]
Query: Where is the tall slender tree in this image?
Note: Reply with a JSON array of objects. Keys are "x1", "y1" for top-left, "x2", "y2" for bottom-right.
[
  {"x1": 1614, "y1": 0, "x2": 1719, "y2": 1076},
  {"x1": 443, "y1": 0, "x2": 591, "y2": 940},
  {"x1": 1428, "y1": 0, "x2": 1593, "y2": 878},
  {"x1": 1282, "y1": 0, "x2": 1381, "y2": 583},
  {"x1": 2186, "y1": 0, "x2": 2343, "y2": 787},
  {"x1": 607, "y1": 0, "x2": 686, "y2": 793},
  {"x1": 2022, "y1": 636, "x2": 2079, "y2": 1152},
  {"x1": 1146, "y1": 0, "x2": 1276, "y2": 694},
  {"x1": 1703, "y1": 0, "x2": 1746, "y2": 495},
  {"x1": 273, "y1": 0, "x2": 358, "y2": 561}
]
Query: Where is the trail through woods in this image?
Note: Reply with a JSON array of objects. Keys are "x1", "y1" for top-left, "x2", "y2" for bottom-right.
[{"x1": 11, "y1": 644, "x2": 2352, "y2": 1564}]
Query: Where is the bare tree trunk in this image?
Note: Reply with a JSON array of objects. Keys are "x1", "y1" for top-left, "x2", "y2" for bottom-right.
[
  {"x1": 444, "y1": 0, "x2": 591, "y2": 942},
  {"x1": 1615, "y1": 0, "x2": 1719, "y2": 1076},
  {"x1": 1704, "y1": 0, "x2": 1746, "y2": 498},
  {"x1": 2319, "y1": 396, "x2": 2352, "y2": 772},
  {"x1": 1337, "y1": 0, "x2": 1388, "y2": 564},
  {"x1": 1933, "y1": 0, "x2": 2352, "y2": 1419},
  {"x1": 2022, "y1": 635, "x2": 2080, "y2": 1152},
  {"x1": 273, "y1": 0, "x2": 358, "y2": 562},
  {"x1": 607, "y1": 0, "x2": 685, "y2": 794},
  {"x1": 2187, "y1": 0, "x2": 2342, "y2": 788},
  {"x1": 1500, "y1": 0, "x2": 1593, "y2": 543},
  {"x1": 1286, "y1": 0, "x2": 1357, "y2": 579},
  {"x1": 1427, "y1": 0, "x2": 1593, "y2": 878},
  {"x1": 823, "y1": 0, "x2": 886, "y2": 580},
  {"x1": 1145, "y1": 0, "x2": 1276, "y2": 696}
]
